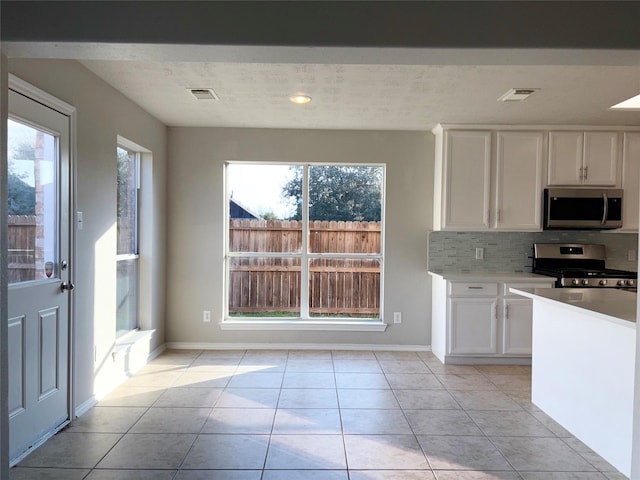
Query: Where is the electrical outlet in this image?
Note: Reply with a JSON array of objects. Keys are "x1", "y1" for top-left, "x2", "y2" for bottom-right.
[
  {"x1": 203, "y1": 310, "x2": 211, "y2": 323},
  {"x1": 629, "y1": 250, "x2": 637, "y2": 261},
  {"x1": 393, "y1": 312, "x2": 402, "y2": 324},
  {"x1": 475, "y1": 247, "x2": 484, "y2": 260}
]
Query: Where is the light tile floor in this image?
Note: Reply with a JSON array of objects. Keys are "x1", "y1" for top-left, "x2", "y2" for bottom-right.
[{"x1": 10, "y1": 349, "x2": 629, "y2": 479}]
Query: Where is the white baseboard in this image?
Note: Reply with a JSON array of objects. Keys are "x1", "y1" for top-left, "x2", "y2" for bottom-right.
[
  {"x1": 147, "y1": 342, "x2": 167, "y2": 362},
  {"x1": 75, "y1": 395, "x2": 98, "y2": 418},
  {"x1": 165, "y1": 342, "x2": 431, "y2": 352}
]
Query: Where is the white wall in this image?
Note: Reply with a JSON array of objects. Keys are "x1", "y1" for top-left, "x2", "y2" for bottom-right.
[
  {"x1": 7, "y1": 59, "x2": 168, "y2": 407},
  {"x1": 167, "y1": 127, "x2": 434, "y2": 348}
]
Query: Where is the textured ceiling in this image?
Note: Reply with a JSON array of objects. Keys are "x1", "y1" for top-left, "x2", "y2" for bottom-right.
[{"x1": 79, "y1": 60, "x2": 640, "y2": 130}]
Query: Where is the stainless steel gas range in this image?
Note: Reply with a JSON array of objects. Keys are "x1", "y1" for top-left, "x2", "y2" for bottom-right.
[{"x1": 532, "y1": 243, "x2": 637, "y2": 289}]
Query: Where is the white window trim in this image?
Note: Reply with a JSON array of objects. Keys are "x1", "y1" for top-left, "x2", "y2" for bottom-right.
[
  {"x1": 116, "y1": 138, "x2": 145, "y2": 336},
  {"x1": 219, "y1": 319, "x2": 387, "y2": 332},
  {"x1": 223, "y1": 162, "x2": 386, "y2": 330}
]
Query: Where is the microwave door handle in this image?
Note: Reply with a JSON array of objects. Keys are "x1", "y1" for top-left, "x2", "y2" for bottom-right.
[{"x1": 602, "y1": 192, "x2": 608, "y2": 225}]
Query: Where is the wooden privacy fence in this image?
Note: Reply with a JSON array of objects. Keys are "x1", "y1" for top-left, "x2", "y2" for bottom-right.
[
  {"x1": 7, "y1": 215, "x2": 36, "y2": 283},
  {"x1": 228, "y1": 220, "x2": 381, "y2": 317}
]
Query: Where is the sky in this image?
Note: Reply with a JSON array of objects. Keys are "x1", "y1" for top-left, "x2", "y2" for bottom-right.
[{"x1": 227, "y1": 163, "x2": 299, "y2": 219}]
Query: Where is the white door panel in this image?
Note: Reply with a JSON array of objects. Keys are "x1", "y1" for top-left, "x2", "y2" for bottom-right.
[{"x1": 7, "y1": 88, "x2": 72, "y2": 462}]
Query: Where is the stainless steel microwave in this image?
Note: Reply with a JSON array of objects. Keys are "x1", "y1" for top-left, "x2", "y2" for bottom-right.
[{"x1": 543, "y1": 188, "x2": 623, "y2": 230}]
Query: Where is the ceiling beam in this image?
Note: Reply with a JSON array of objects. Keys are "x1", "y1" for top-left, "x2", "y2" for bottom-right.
[{"x1": 2, "y1": 1, "x2": 640, "y2": 50}]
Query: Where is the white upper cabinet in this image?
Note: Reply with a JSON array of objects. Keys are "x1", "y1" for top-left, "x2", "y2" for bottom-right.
[
  {"x1": 621, "y1": 132, "x2": 640, "y2": 232},
  {"x1": 547, "y1": 131, "x2": 583, "y2": 185},
  {"x1": 548, "y1": 131, "x2": 619, "y2": 186},
  {"x1": 495, "y1": 131, "x2": 544, "y2": 230},
  {"x1": 439, "y1": 130, "x2": 492, "y2": 230},
  {"x1": 434, "y1": 127, "x2": 543, "y2": 232}
]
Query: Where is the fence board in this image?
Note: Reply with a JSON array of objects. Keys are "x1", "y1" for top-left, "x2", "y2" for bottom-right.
[
  {"x1": 7, "y1": 215, "x2": 37, "y2": 283},
  {"x1": 228, "y1": 220, "x2": 381, "y2": 317}
]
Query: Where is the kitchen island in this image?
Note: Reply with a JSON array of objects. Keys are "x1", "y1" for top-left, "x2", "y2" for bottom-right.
[{"x1": 511, "y1": 287, "x2": 636, "y2": 478}]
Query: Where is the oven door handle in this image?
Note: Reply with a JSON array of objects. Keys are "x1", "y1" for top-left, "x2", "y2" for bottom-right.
[{"x1": 601, "y1": 192, "x2": 608, "y2": 225}]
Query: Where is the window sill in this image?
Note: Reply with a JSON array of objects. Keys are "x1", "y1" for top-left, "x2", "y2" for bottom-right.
[
  {"x1": 113, "y1": 329, "x2": 155, "y2": 357},
  {"x1": 219, "y1": 319, "x2": 387, "y2": 332}
]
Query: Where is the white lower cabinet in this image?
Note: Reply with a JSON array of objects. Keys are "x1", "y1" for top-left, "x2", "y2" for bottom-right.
[
  {"x1": 430, "y1": 275, "x2": 554, "y2": 364},
  {"x1": 449, "y1": 297, "x2": 497, "y2": 355},
  {"x1": 501, "y1": 298, "x2": 533, "y2": 355}
]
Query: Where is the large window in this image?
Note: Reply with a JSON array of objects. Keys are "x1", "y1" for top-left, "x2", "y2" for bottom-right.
[
  {"x1": 225, "y1": 163, "x2": 384, "y2": 322},
  {"x1": 116, "y1": 144, "x2": 139, "y2": 336}
]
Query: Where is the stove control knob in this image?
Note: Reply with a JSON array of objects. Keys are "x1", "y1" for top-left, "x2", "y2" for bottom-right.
[
  {"x1": 571, "y1": 279, "x2": 580, "y2": 286},
  {"x1": 582, "y1": 279, "x2": 590, "y2": 286},
  {"x1": 627, "y1": 280, "x2": 635, "y2": 287},
  {"x1": 618, "y1": 280, "x2": 626, "y2": 286},
  {"x1": 599, "y1": 280, "x2": 607, "y2": 286}
]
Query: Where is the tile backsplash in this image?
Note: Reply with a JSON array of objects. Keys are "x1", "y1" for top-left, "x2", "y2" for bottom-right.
[{"x1": 428, "y1": 231, "x2": 639, "y2": 273}]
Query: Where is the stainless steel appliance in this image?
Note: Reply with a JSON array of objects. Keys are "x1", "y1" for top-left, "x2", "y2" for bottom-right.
[
  {"x1": 532, "y1": 243, "x2": 636, "y2": 288},
  {"x1": 543, "y1": 188, "x2": 623, "y2": 230}
]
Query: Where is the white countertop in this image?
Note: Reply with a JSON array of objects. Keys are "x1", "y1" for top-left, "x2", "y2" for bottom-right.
[
  {"x1": 428, "y1": 271, "x2": 554, "y2": 282},
  {"x1": 511, "y1": 287, "x2": 637, "y2": 327}
]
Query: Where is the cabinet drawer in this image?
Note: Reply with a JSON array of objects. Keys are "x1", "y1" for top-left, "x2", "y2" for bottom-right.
[
  {"x1": 503, "y1": 282, "x2": 555, "y2": 296},
  {"x1": 450, "y1": 282, "x2": 498, "y2": 297}
]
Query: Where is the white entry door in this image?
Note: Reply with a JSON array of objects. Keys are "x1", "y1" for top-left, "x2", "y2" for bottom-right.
[{"x1": 7, "y1": 87, "x2": 72, "y2": 462}]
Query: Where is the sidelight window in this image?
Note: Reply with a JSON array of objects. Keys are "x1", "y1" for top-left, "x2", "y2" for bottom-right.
[{"x1": 116, "y1": 144, "x2": 140, "y2": 336}]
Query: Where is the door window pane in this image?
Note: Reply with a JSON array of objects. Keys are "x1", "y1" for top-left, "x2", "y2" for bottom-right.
[{"x1": 7, "y1": 119, "x2": 58, "y2": 283}]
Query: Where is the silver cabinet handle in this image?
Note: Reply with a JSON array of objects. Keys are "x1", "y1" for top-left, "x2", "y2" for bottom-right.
[
  {"x1": 584, "y1": 165, "x2": 588, "y2": 179},
  {"x1": 468, "y1": 286, "x2": 484, "y2": 289}
]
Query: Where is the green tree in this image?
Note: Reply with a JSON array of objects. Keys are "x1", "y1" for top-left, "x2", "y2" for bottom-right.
[
  {"x1": 282, "y1": 165, "x2": 382, "y2": 221},
  {"x1": 117, "y1": 147, "x2": 134, "y2": 218},
  {"x1": 259, "y1": 210, "x2": 280, "y2": 221},
  {"x1": 7, "y1": 142, "x2": 36, "y2": 215},
  {"x1": 8, "y1": 174, "x2": 35, "y2": 215}
]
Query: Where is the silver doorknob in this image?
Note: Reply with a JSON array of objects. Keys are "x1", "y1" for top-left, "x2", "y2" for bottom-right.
[{"x1": 61, "y1": 282, "x2": 75, "y2": 292}]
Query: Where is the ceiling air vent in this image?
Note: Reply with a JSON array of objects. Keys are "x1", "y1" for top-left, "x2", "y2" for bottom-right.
[
  {"x1": 188, "y1": 88, "x2": 219, "y2": 100},
  {"x1": 498, "y1": 88, "x2": 539, "y2": 102}
]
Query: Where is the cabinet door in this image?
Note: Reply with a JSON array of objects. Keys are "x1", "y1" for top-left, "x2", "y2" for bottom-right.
[
  {"x1": 622, "y1": 132, "x2": 640, "y2": 232},
  {"x1": 449, "y1": 297, "x2": 497, "y2": 355},
  {"x1": 442, "y1": 131, "x2": 492, "y2": 230},
  {"x1": 583, "y1": 132, "x2": 618, "y2": 186},
  {"x1": 548, "y1": 131, "x2": 583, "y2": 185},
  {"x1": 495, "y1": 131, "x2": 543, "y2": 230},
  {"x1": 502, "y1": 298, "x2": 533, "y2": 355}
]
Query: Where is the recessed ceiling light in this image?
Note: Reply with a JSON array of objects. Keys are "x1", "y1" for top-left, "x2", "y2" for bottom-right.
[
  {"x1": 498, "y1": 88, "x2": 539, "y2": 102},
  {"x1": 610, "y1": 93, "x2": 640, "y2": 110},
  {"x1": 188, "y1": 88, "x2": 219, "y2": 100},
  {"x1": 289, "y1": 94, "x2": 312, "y2": 104}
]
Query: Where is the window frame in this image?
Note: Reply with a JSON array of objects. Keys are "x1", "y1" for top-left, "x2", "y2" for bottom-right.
[{"x1": 223, "y1": 161, "x2": 386, "y2": 330}]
